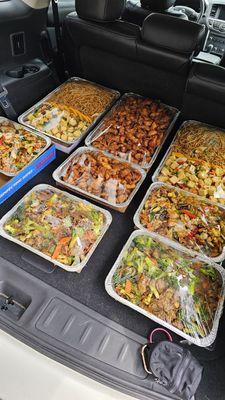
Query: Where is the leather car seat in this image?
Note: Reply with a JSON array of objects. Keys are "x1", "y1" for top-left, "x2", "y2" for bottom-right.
[
  {"x1": 182, "y1": 61, "x2": 225, "y2": 127},
  {"x1": 62, "y1": 0, "x2": 205, "y2": 107},
  {"x1": 123, "y1": 0, "x2": 188, "y2": 26}
]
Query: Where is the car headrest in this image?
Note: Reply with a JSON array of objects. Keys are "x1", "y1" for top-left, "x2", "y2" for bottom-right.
[
  {"x1": 141, "y1": 13, "x2": 205, "y2": 55},
  {"x1": 76, "y1": 0, "x2": 125, "y2": 22},
  {"x1": 141, "y1": 0, "x2": 175, "y2": 11}
]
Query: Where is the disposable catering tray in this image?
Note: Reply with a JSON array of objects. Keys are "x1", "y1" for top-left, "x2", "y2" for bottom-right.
[
  {"x1": 105, "y1": 230, "x2": 225, "y2": 347},
  {"x1": 0, "y1": 117, "x2": 51, "y2": 177},
  {"x1": 133, "y1": 182, "x2": 225, "y2": 263},
  {"x1": 152, "y1": 144, "x2": 225, "y2": 207},
  {"x1": 152, "y1": 120, "x2": 225, "y2": 206},
  {"x1": 0, "y1": 184, "x2": 112, "y2": 273},
  {"x1": 52, "y1": 146, "x2": 146, "y2": 213},
  {"x1": 85, "y1": 93, "x2": 179, "y2": 170},
  {"x1": 167, "y1": 119, "x2": 225, "y2": 163},
  {"x1": 18, "y1": 77, "x2": 120, "y2": 151}
]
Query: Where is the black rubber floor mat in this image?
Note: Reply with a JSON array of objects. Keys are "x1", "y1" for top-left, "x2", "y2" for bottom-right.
[
  {"x1": 1, "y1": 136, "x2": 225, "y2": 400},
  {"x1": 0, "y1": 256, "x2": 177, "y2": 400}
]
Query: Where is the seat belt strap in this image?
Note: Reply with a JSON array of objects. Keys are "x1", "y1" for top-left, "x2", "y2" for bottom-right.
[
  {"x1": 52, "y1": 0, "x2": 66, "y2": 80},
  {"x1": 52, "y1": 0, "x2": 62, "y2": 54},
  {"x1": 0, "y1": 83, "x2": 17, "y2": 119}
]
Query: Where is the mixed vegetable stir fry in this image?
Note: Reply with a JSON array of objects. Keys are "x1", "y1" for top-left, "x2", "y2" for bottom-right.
[
  {"x1": 139, "y1": 185, "x2": 225, "y2": 258},
  {"x1": 158, "y1": 152, "x2": 225, "y2": 204},
  {"x1": 3, "y1": 187, "x2": 106, "y2": 267},
  {"x1": 0, "y1": 118, "x2": 47, "y2": 174},
  {"x1": 113, "y1": 234, "x2": 222, "y2": 338}
]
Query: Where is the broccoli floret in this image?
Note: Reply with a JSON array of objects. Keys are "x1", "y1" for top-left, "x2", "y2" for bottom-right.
[
  {"x1": 158, "y1": 257, "x2": 172, "y2": 271},
  {"x1": 200, "y1": 266, "x2": 217, "y2": 281}
]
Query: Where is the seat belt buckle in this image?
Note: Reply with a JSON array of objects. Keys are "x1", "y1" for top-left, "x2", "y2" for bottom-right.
[
  {"x1": 0, "y1": 84, "x2": 17, "y2": 119},
  {"x1": 0, "y1": 85, "x2": 10, "y2": 109}
]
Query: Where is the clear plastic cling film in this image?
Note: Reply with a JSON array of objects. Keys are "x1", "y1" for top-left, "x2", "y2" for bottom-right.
[
  {"x1": 2, "y1": 186, "x2": 107, "y2": 268},
  {"x1": 59, "y1": 149, "x2": 142, "y2": 205},
  {"x1": 111, "y1": 232, "x2": 224, "y2": 344},
  {"x1": 0, "y1": 117, "x2": 48, "y2": 175},
  {"x1": 89, "y1": 94, "x2": 176, "y2": 168},
  {"x1": 25, "y1": 102, "x2": 91, "y2": 144},
  {"x1": 137, "y1": 184, "x2": 225, "y2": 261},
  {"x1": 156, "y1": 119, "x2": 225, "y2": 205},
  {"x1": 172, "y1": 120, "x2": 225, "y2": 165},
  {"x1": 23, "y1": 79, "x2": 119, "y2": 144},
  {"x1": 158, "y1": 150, "x2": 225, "y2": 206}
]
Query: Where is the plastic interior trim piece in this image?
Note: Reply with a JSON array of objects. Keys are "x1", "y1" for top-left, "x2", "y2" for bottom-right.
[
  {"x1": 21, "y1": 0, "x2": 50, "y2": 9},
  {"x1": 0, "y1": 256, "x2": 178, "y2": 400}
]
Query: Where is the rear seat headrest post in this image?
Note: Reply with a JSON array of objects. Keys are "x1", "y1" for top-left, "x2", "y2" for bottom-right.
[
  {"x1": 76, "y1": 0, "x2": 126, "y2": 23},
  {"x1": 141, "y1": 13, "x2": 205, "y2": 55}
]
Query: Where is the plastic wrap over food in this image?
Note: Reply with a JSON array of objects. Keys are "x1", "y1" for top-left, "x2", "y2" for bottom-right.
[
  {"x1": 1, "y1": 185, "x2": 110, "y2": 270},
  {"x1": 106, "y1": 231, "x2": 225, "y2": 346},
  {"x1": 24, "y1": 102, "x2": 92, "y2": 143},
  {"x1": 172, "y1": 120, "x2": 225, "y2": 164},
  {"x1": 135, "y1": 183, "x2": 225, "y2": 262},
  {"x1": 58, "y1": 148, "x2": 143, "y2": 206},
  {"x1": 157, "y1": 151, "x2": 225, "y2": 205},
  {"x1": 86, "y1": 94, "x2": 178, "y2": 168},
  {"x1": 22, "y1": 79, "x2": 119, "y2": 145},
  {"x1": 0, "y1": 117, "x2": 49, "y2": 176},
  {"x1": 155, "y1": 120, "x2": 225, "y2": 205}
]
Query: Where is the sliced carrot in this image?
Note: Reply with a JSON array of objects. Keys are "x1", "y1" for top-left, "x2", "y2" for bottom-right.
[
  {"x1": 84, "y1": 231, "x2": 94, "y2": 241},
  {"x1": 59, "y1": 236, "x2": 72, "y2": 245},
  {"x1": 125, "y1": 280, "x2": 132, "y2": 294},
  {"x1": 173, "y1": 152, "x2": 187, "y2": 158},
  {"x1": 52, "y1": 236, "x2": 71, "y2": 260},
  {"x1": 52, "y1": 246, "x2": 61, "y2": 260},
  {"x1": 115, "y1": 285, "x2": 121, "y2": 293},
  {"x1": 181, "y1": 210, "x2": 196, "y2": 219},
  {"x1": 47, "y1": 101, "x2": 92, "y2": 123},
  {"x1": 149, "y1": 256, "x2": 158, "y2": 266},
  {"x1": 69, "y1": 106, "x2": 92, "y2": 123}
]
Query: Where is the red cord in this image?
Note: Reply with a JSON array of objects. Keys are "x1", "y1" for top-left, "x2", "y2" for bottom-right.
[{"x1": 148, "y1": 328, "x2": 173, "y2": 343}]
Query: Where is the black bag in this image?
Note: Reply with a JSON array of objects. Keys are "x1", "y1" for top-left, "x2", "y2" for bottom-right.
[{"x1": 141, "y1": 328, "x2": 203, "y2": 400}]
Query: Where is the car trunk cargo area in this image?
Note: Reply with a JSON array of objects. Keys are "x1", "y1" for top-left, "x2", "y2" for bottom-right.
[{"x1": 1, "y1": 121, "x2": 225, "y2": 400}]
